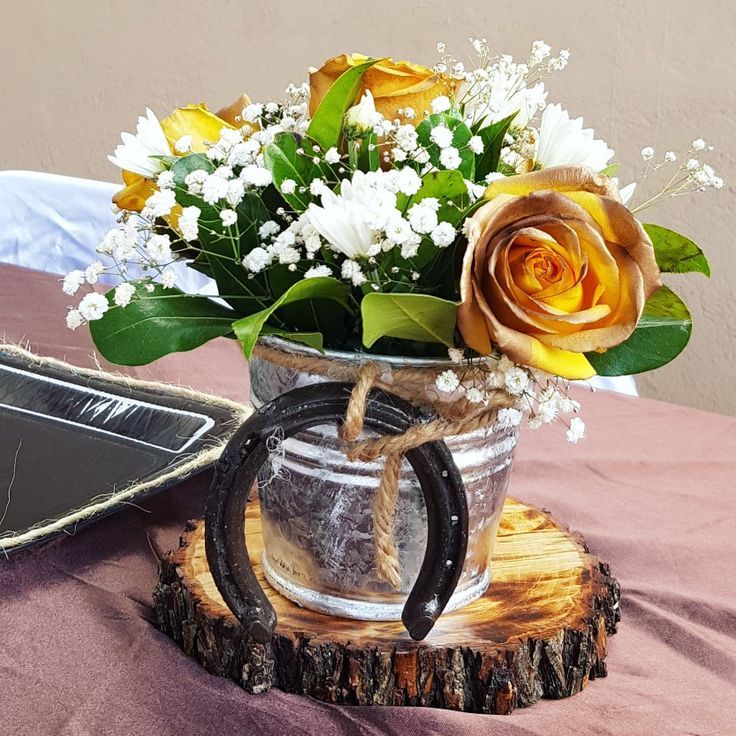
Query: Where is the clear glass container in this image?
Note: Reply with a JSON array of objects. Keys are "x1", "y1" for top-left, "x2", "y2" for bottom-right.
[{"x1": 249, "y1": 337, "x2": 518, "y2": 620}]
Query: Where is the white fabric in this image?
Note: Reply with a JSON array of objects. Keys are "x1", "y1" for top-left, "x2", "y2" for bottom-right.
[
  {"x1": 0, "y1": 170, "x2": 212, "y2": 293},
  {"x1": 0, "y1": 170, "x2": 636, "y2": 395}
]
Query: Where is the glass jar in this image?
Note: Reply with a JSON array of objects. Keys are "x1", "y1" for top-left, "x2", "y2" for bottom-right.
[{"x1": 249, "y1": 337, "x2": 518, "y2": 620}]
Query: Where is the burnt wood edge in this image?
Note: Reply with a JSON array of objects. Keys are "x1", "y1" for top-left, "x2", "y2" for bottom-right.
[{"x1": 152, "y1": 506, "x2": 620, "y2": 715}]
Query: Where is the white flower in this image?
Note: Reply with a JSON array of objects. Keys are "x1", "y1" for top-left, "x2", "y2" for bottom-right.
[
  {"x1": 146, "y1": 233, "x2": 173, "y2": 263},
  {"x1": 384, "y1": 215, "x2": 414, "y2": 246},
  {"x1": 346, "y1": 90, "x2": 380, "y2": 132},
  {"x1": 303, "y1": 264, "x2": 332, "y2": 279},
  {"x1": 114, "y1": 282, "x2": 136, "y2": 307},
  {"x1": 496, "y1": 407, "x2": 523, "y2": 429},
  {"x1": 310, "y1": 178, "x2": 327, "y2": 197},
  {"x1": 692, "y1": 138, "x2": 706, "y2": 151},
  {"x1": 202, "y1": 175, "x2": 229, "y2": 205},
  {"x1": 530, "y1": 40, "x2": 551, "y2": 65},
  {"x1": 276, "y1": 245, "x2": 301, "y2": 265},
  {"x1": 258, "y1": 221, "x2": 281, "y2": 239},
  {"x1": 220, "y1": 209, "x2": 237, "y2": 227},
  {"x1": 439, "y1": 146, "x2": 462, "y2": 170},
  {"x1": 65, "y1": 309, "x2": 84, "y2": 330},
  {"x1": 179, "y1": 206, "x2": 201, "y2": 242},
  {"x1": 224, "y1": 179, "x2": 245, "y2": 207},
  {"x1": 341, "y1": 259, "x2": 366, "y2": 286},
  {"x1": 307, "y1": 171, "x2": 394, "y2": 259},
  {"x1": 156, "y1": 170, "x2": 175, "y2": 189},
  {"x1": 160, "y1": 268, "x2": 177, "y2": 289},
  {"x1": 468, "y1": 135, "x2": 484, "y2": 155},
  {"x1": 184, "y1": 169, "x2": 209, "y2": 196},
  {"x1": 62, "y1": 270, "x2": 85, "y2": 295},
  {"x1": 391, "y1": 147, "x2": 407, "y2": 162},
  {"x1": 280, "y1": 178, "x2": 297, "y2": 195},
  {"x1": 685, "y1": 158, "x2": 700, "y2": 171},
  {"x1": 325, "y1": 147, "x2": 341, "y2": 164},
  {"x1": 431, "y1": 95, "x2": 452, "y2": 114},
  {"x1": 430, "y1": 222, "x2": 456, "y2": 247},
  {"x1": 536, "y1": 104, "x2": 614, "y2": 171},
  {"x1": 665, "y1": 150, "x2": 677, "y2": 162},
  {"x1": 504, "y1": 367, "x2": 530, "y2": 396},
  {"x1": 436, "y1": 369, "x2": 460, "y2": 393},
  {"x1": 395, "y1": 125, "x2": 419, "y2": 152},
  {"x1": 242, "y1": 103, "x2": 264, "y2": 123},
  {"x1": 108, "y1": 108, "x2": 170, "y2": 178},
  {"x1": 84, "y1": 261, "x2": 105, "y2": 285},
  {"x1": 240, "y1": 165, "x2": 273, "y2": 187},
  {"x1": 396, "y1": 167, "x2": 422, "y2": 196},
  {"x1": 78, "y1": 292, "x2": 109, "y2": 321},
  {"x1": 430, "y1": 125, "x2": 454, "y2": 149},
  {"x1": 566, "y1": 416, "x2": 586, "y2": 443},
  {"x1": 243, "y1": 246, "x2": 272, "y2": 273},
  {"x1": 400, "y1": 233, "x2": 422, "y2": 259},
  {"x1": 407, "y1": 203, "x2": 439, "y2": 234},
  {"x1": 448, "y1": 347, "x2": 464, "y2": 364},
  {"x1": 143, "y1": 188, "x2": 177, "y2": 218},
  {"x1": 100, "y1": 223, "x2": 138, "y2": 260},
  {"x1": 641, "y1": 146, "x2": 655, "y2": 161},
  {"x1": 466, "y1": 387, "x2": 485, "y2": 404},
  {"x1": 174, "y1": 135, "x2": 193, "y2": 154}
]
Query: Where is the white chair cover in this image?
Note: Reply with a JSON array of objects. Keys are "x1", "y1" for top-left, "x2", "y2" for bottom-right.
[{"x1": 0, "y1": 170, "x2": 636, "y2": 395}]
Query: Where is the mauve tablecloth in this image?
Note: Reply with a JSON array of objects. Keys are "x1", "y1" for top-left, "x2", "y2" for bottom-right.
[{"x1": 0, "y1": 263, "x2": 734, "y2": 736}]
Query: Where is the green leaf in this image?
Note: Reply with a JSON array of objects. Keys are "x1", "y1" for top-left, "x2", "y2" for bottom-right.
[
  {"x1": 307, "y1": 58, "x2": 379, "y2": 151},
  {"x1": 357, "y1": 131, "x2": 380, "y2": 172},
  {"x1": 599, "y1": 163, "x2": 620, "y2": 178},
  {"x1": 261, "y1": 326, "x2": 324, "y2": 352},
  {"x1": 642, "y1": 223, "x2": 711, "y2": 277},
  {"x1": 473, "y1": 111, "x2": 517, "y2": 180},
  {"x1": 404, "y1": 170, "x2": 469, "y2": 226},
  {"x1": 89, "y1": 285, "x2": 235, "y2": 366},
  {"x1": 233, "y1": 277, "x2": 351, "y2": 358},
  {"x1": 361, "y1": 292, "x2": 458, "y2": 348},
  {"x1": 263, "y1": 133, "x2": 314, "y2": 212},
  {"x1": 416, "y1": 113, "x2": 475, "y2": 179},
  {"x1": 585, "y1": 285, "x2": 692, "y2": 375}
]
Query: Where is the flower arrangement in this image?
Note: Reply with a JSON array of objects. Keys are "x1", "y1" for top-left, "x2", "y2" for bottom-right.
[{"x1": 65, "y1": 40, "x2": 722, "y2": 441}]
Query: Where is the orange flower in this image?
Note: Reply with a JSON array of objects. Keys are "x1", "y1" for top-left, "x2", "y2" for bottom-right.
[
  {"x1": 458, "y1": 166, "x2": 661, "y2": 379},
  {"x1": 309, "y1": 53, "x2": 456, "y2": 124}
]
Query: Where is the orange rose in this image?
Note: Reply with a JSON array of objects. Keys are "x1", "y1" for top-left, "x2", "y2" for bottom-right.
[
  {"x1": 309, "y1": 53, "x2": 456, "y2": 124},
  {"x1": 458, "y1": 166, "x2": 662, "y2": 379}
]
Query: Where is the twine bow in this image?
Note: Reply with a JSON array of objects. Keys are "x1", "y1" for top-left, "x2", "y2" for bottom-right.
[{"x1": 340, "y1": 361, "x2": 503, "y2": 589}]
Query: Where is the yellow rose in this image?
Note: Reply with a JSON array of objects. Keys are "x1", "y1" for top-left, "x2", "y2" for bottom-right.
[
  {"x1": 112, "y1": 99, "x2": 243, "y2": 212},
  {"x1": 309, "y1": 53, "x2": 456, "y2": 124},
  {"x1": 458, "y1": 165, "x2": 662, "y2": 379}
]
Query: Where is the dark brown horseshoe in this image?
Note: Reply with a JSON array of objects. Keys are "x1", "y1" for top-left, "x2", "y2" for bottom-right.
[{"x1": 204, "y1": 381, "x2": 468, "y2": 643}]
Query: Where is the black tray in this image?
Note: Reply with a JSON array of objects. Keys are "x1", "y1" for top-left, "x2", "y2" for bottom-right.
[{"x1": 0, "y1": 346, "x2": 249, "y2": 556}]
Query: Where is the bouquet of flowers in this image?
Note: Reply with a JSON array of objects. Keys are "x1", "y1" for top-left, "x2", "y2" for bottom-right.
[{"x1": 65, "y1": 40, "x2": 722, "y2": 440}]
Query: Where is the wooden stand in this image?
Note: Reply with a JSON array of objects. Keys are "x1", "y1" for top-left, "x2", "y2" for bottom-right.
[{"x1": 154, "y1": 498, "x2": 620, "y2": 714}]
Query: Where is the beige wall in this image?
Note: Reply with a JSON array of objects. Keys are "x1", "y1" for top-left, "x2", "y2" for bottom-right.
[{"x1": 2, "y1": 0, "x2": 734, "y2": 413}]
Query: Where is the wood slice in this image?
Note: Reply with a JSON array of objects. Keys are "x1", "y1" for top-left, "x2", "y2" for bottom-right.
[{"x1": 154, "y1": 498, "x2": 620, "y2": 714}]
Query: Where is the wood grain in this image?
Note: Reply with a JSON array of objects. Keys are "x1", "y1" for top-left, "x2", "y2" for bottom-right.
[{"x1": 154, "y1": 498, "x2": 620, "y2": 713}]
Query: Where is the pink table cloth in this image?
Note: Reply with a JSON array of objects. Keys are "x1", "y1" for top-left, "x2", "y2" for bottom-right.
[{"x1": 1, "y1": 263, "x2": 734, "y2": 736}]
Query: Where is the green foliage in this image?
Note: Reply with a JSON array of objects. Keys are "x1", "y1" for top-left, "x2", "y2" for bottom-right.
[
  {"x1": 307, "y1": 58, "x2": 379, "y2": 151},
  {"x1": 233, "y1": 277, "x2": 352, "y2": 358},
  {"x1": 473, "y1": 112, "x2": 517, "y2": 180},
  {"x1": 263, "y1": 133, "x2": 319, "y2": 212},
  {"x1": 585, "y1": 286, "x2": 692, "y2": 375},
  {"x1": 361, "y1": 292, "x2": 458, "y2": 348},
  {"x1": 643, "y1": 224, "x2": 711, "y2": 276},
  {"x1": 599, "y1": 163, "x2": 620, "y2": 177},
  {"x1": 416, "y1": 113, "x2": 475, "y2": 179},
  {"x1": 403, "y1": 170, "x2": 469, "y2": 226},
  {"x1": 89, "y1": 285, "x2": 235, "y2": 366},
  {"x1": 261, "y1": 326, "x2": 324, "y2": 351}
]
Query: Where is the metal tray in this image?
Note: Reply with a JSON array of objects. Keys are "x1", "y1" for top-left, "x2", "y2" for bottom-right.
[{"x1": 0, "y1": 346, "x2": 249, "y2": 556}]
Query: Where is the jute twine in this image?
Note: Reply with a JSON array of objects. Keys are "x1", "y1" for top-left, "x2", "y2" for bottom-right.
[{"x1": 253, "y1": 342, "x2": 516, "y2": 589}]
